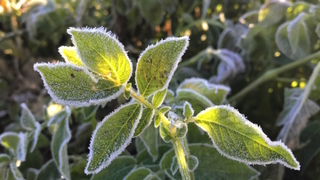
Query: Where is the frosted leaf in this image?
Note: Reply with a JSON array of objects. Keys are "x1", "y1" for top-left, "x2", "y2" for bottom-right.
[
  {"x1": 58, "y1": 46, "x2": 84, "y2": 67},
  {"x1": 51, "y1": 113, "x2": 72, "y2": 180},
  {"x1": 183, "y1": 101, "x2": 194, "y2": 119},
  {"x1": 164, "y1": 89, "x2": 175, "y2": 105},
  {"x1": 160, "y1": 144, "x2": 260, "y2": 179},
  {"x1": 35, "y1": 159, "x2": 61, "y2": 180},
  {"x1": 178, "y1": 78, "x2": 230, "y2": 105},
  {"x1": 134, "y1": 107, "x2": 155, "y2": 137},
  {"x1": 139, "y1": 0, "x2": 164, "y2": 27},
  {"x1": 152, "y1": 89, "x2": 167, "y2": 108},
  {"x1": 85, "y1": 103, "x2": 142, "y2": 174},
  {"x1": 187, "y1": 155, "x2": 199, "y2": 172},
  {"x1": 29, "y1": 122, "x2": 41, "y2": 153},
  {"x1": 170, "y1": 156, "x2": 178, "y2": 175},
  {"x1": 47, "y1": 107, "x2": 71, "y2": 126},
  {"x1": 124, "y1": 167, "x2": 155, "y2": 180},
  {"x1": 0, "y1": 132, "x2": 28, "y2": 162},
  {"x1": 136, "y1": 36, "x2": 189, "y2": 97},
  {"x1": 34, "y1": 62, "x2": 124, "y2": 107},
  {"x1": 20, "y1": 103, "x2": 37, "y2": 131},
  {"x1": 276, "y1": 88, "x2": 320, "y2": 148},
  {"x1": 139, "y1": 125, "x2": 159, "y2": 162},
  {"x1": 160, "y1": 122, "x2": 172, "y2": 143},
  {"x1": 9, "y1": 163, "x2": 24, "y2": 180},
  {"x1": 68, "y1": 27, "x2": 132, "y2": 85},
  {"x1": 194, "y1": 106, "x2": 300, "y2": 170}
]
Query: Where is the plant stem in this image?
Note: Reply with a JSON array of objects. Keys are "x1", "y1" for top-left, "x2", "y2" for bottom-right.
[
  {"x1": 172, "y1": 138, "x2": 193, "y2": 180},
  {"x1": 228, "y1": 51, "x2": 320, "y2": 103}
]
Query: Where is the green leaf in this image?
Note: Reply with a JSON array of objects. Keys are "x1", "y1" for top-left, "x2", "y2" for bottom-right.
[
  {"x1": 82, "y1": 105, "x2": 99, "y2": 122},
  {"x1": 34, "y1": 63, "x2": 124, "y2": 107},
  {"x1": 67, "y1": 27, "x2": 132, "y2": 85},
  {"x1": 134, "y1": 107, "x2": 155, "y2": 137},
  {"x1": 51, "y1": 114, "x2": 72, "y2": 180},
  {"x1": 9, "y1": 163, "x2": 24, "y2": 180},
  {"x1": 276, "y1": 88, "x2": 320, "y2": 147},
  {"x1": 35, "y1": 159, "x2": 61, "y2": 180},
  {"x1": 183, "y1": 102, "x2": 194, "y2": 119},
  {"x1": 177, "y1": 78, "x2": 230, "y2": 105},
  {"x1": 138, "y1": 0, "x2": 164, "y2": 27},
  {"x1": 124, "y1": 167, "x2": 155, "y2": 180},
  {"x1": 136, "y1": 36, "x2": 189, "y2": 97},
  {"x1": 311, "y1": 74, "x2": 320, "y2": 100},
  {"x1": 258, "y1": 0, "x2": 290, "y2": 27},
  {"x1": 194, "y1": 106, "x2": 300, "y2": 170},
  {"x1": 276, "y1": 21, "x2": 294, "y2": 59},
  {"x1": 137, "y1": 145, "x2": 171, "y2": 167},
  {"x1": 0, "y1": 132, "x2": 28, "y2": 161},
  {"x1": 152, "y1": 89, "x2": 167, "y2": 108},
  {"x1": 286, "y1": 2, "x2": 312, "y2": 20},
  {"x1": 0, "y1": 154, "x2": 10, "y2": 180},
  {"x1": 26, "y1": 168, "x2": 39, "y2": 180},
  {"x1": 316, "y1": 24, "x2": 320, "y2": 38},
  {"x1": 170, "y1": 156, "x2": 178, "y2": 175},
  {"x1": 299, "y1": 121, "x2": 320, "y2": 173},
  {"x1": 160, "y1": 144, "x2": 260, "y2": 180},
  {"x1": 28, "y1": 122, "x2": 41, "y2": 153},
  {"x1": 91, "y1": 156, "x2": 136, "y2": 180},
  {"x1": 160, "y1": 122, "x2": 172, "y2": 143},
  {"x1": 139, "y1": 125, "x2": 159, "y2": 161},
  {"x1": 154, "y1": 106, "x2": 171, "y2": 128},
  {"x1": 177, "y1": 89, "x2": 213, "y2": 114},
  {"x1": 124, "y1": 83, "x2": 132, "y2": 100},
  {"x1": 164, "y1": 90, "x2": 175, "y2": 105},
  {"x1": 47, "y1": 107, "x2": 70, "y2": 126},
  {"x1": 58, "y1": 46, "x2": 84, "y2": 67},
  {"x1": 85, "y1": 103, "x2": 142, "y2": 174},
  {"x1": 187, "y1": 155, "x2": 199, "y2": 171},
  {"x1": 20, "y1": 103, "x2": 37, "y2": 131}
]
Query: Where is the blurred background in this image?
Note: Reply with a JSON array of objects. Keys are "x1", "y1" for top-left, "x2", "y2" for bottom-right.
[{"x1": 1, "y1": 0, "x2": 320, "y2": 179}]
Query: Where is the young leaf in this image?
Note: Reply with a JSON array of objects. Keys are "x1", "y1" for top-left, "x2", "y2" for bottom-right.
[
  {"x1": 58, "y1": 46, "x2": 84, "y2": 67},
  {"x1": 91, "y1": 156, "x2": 136, "y2": 180},
  {"x1": 152, "y1": 89, "x2": 167, "y2": 108},
  {"x1": 134, "y1": 107, "x2": 155, "y2": 137},
  {"x1": 164, "y1": 89, "x2": 175, "y2": 105},
  {"x1": 194, "y1": 106, "x2": 300, "y2": 170},
  {"x1": 51, "y1": 115, "x2": 72, "y2": 180},
  {"x1": 177, "y1": 89, "x2": 213, "y2": 114},
  {"x1": 154, "y1": 106, "x2": 171, "y2": 128},
  {"x1": 275, "y1": 21, "x2": 293, "y2": 58},
  {"x1": 85, "y1": 103, "x2": 142, "y2": 174},
  {"x1": 160, "y1": 144, "x2": 260, "y2": 180},
  {"x1": 170, "y1": 156, "x2": 178, "y2": 175},
  {"x1": 160, "y1": 122, "x2": 172, "y2": 143},
  {"x1": 183, "y1": 101, "x2": 194, "y2": 119},
  {"x1": 135, "y1": 36, "x2": 189, "y2": 97},
  {"x1": 20, "y1": 103, "x2": 37, "y2": 131},
  {"x1": 35, "y1": 159, "x2": 61, "y2": 180},
  {"x1": 124, "y1": 83, "x2": 132, "y2": 100},
  {"x1": 177, "y1": 78, "x2": 230, "y2": 105},
  {"x1": 139, "y1": 125, "x2": 159, "y2": 161},
  {"x1": 47, "y1": 107, "x2": 71, "y2": 126},
  {"x1": 67, "y1": 27, "x2": 132, "y2": 84},
  {"x1": 34, "y1": 63, "x2": 124, "y2": 107},
  {"x1": 187, "y1": 155, "x2": 199, "y2": 172},
  {"x1": 276, "y1": 88, "x2": 320, "y2": 147},
  {"x1": 0, "y1": 132, "x2": 27, "y2": 161},
  {"x1": 9, "y1": 163, "x2": 24, "y2": 180},
  {"x1": 0, "y1": 154, "x2": 10, "y2": 180},
  {"x1": 124, "y1": 167, "x2": 154, "y2": 180},
  {"x1": 29, "y1": 122, "x2": 41, "y2": 152}
]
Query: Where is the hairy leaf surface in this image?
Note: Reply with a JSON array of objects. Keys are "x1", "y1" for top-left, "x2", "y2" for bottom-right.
[
  {"x1": 58, "y1": 46, "x2": 84, "y2": 67},
  {"x1": 136, "y1": 37, "x2": 189, "y2": 97},
  {"x1": 68, "y1": 27, "x2": 132, "y2": 84},
  {"x1": 20, "y1": 103, "x2": 37, "y2": 131},
  {"x1": 160, "y1": 144, "x2": 260, "y2": 179},
  {"x1": 194, "y1": 106, "x2": 300, "y2": 170},
  {"x1": 152, "y1": 89, "x2": 167, "y2": 108},
  {"x1": 34, "y1": 63, "x2": 123, "y2": 107},
  {"x1": 139, "y1": 125, "x2": 159, "y2": 161},
  {"x1": 85, "y1": 103, "x2": 142, "y2": 174},
  {"x1": 134, "y1": 107, "x2": 155, "y2": 137}
]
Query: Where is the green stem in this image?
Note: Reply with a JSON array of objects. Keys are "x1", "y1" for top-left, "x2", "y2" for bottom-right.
[
  {"x1": 172, "y1": 138, "x2": 193, "y2": 180},
  {"x1": 228, "y1": 51, "x2": 320, "y2": 103}
]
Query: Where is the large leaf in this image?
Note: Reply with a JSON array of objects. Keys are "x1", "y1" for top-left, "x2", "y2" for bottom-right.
[
  {"x1": 177, "y1": 78, "x2": 230, "y2": 105},
  {"x1": 58, "y1": 46, "x2": 84, "y2": 67},
  {"x1": 139, "y1": 125, "x2": 159, "y2": 161},
  {"x1": 85, "y1": 103, "x2": 142, "y2": 174},
  {"x1": 258, "y1": 0, "x2": 290, "y2": 27},
  {"x1": 136, "y1": 36, "x2": 189, "y2": 97},
  {"x1": 91, "y1": 156, "x2": 136, "y2": 180},
  {"x1": 194, "y1": 106, "x2": 300, "y2": 170},
  {"x1": 34, "y1": 63, "x2": 124, "y2": 107},
  {"x1": 0, "y1": 132, "x2": 28, "y2": 161},
  {"x1": 67, "y1": 27, "x2": 132, "y2": 85},
  {"x1": 35, "y1": 159, "x2": 61, "y2": 180},
  {"x1": 160, "y1": 144, "x2": 260, "y2": 180},
  {"x1": 51, "y1": 114, "x2": 72, "y2": 180},
  {"x1": 134, "y1": 107, "x2": 155, "y2": 137}
]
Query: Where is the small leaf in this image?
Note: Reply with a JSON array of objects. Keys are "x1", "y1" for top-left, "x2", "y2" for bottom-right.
[
  {"x1": 152, "y1": 89, "x2": 167, "y2": 108},
  {"x1": 154, "y1": 107, "x2": 170, "y2": 128},
  {"x1": 134, "y1": 108, "x2": 155, "y2": 137},
  {"x1": 136, "y1": 36, "x2": 189, "y2": 97},
  {"x1": 183, "y1": 101, "x2": 194, "y2": 119},
  {"x1": 124, "y1": 83, "x2": 132, "y2": 100},
  {"x1": 20, "y1": 103, "x2": 37, "y2": 131},
  {"x1": 176, "y1": 123, "x2": 187, "y2": 138},
  {"x1": 160, "y1": 144, "x2": 260, "y2": 180},
  {"x1": 82, "y1": 105, "x2": 99, "y2": 121},
  {"x1": 194, "y1": 106, "x2": 300, "y2": 170},
  {"x1": 160, "y1": 122, "x2": 172, "y2": 143},
  {"x1": 51, "y1": 114, "x2": 72, "y2": 180},
  {"x1": 139, "y1": 125, "x2": 159, "y2": 161},
  {"x1": 47, "y1": 107, "x2": 71, "y2": 126},
  {"x1": 91, "y1": 156, "x2": 136, "y2": 180},
  {"x1": 170, "y1": 156, "x2": 178, "y2": 175},
  {"x1": 85, "y1": 103, "x2": 142, "y2": 174},
  {"x1": 34, "y1": 63, "x2": 124, "y2": 107},
  {"x1": 154, "y1": 114, "x2": 161, "y2": 128},
  {"x1": 138, "y1": 0, "x2": 164, "y2": 27},
  {"x1": 35, "y1": 159, "x2": 61, "y2": 180},
  {"x1": 177, "y1": 89, "x2": 213, "y2": 114},
  {"x1": 124, "y1": 167, "x2": 154, "y2": 180},
  {"x1": 178, "y1": 78, "x2": 230, "y2": 105},
  {"x1": 67, "y1": 27, "x2": 132, "y2": 84},
  {"x1": 0, "y1": 132, "x2": 28, "y2": 161},
  {"x1": 9, "y1": 163, "x2": 24, "y2": 180},
  {"x1": 164, "y1": 90, "x2": 175, "y2": 105},
  {"x1": 187, "y1": 155, "x2": 199, "y2": 172},
  {"x1": 29, "y1": 122, "x2": 41, "y2": 152},
  {"x1": 58, "y1": 46, "x2": 84, "y2": 67}
]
